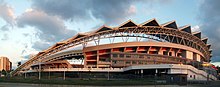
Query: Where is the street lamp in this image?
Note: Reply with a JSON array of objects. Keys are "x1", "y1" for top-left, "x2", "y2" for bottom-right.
[
  {"x1": 63, "y1": 66, "x2": 66, "y2": 80},
  {"x1": 38, "y1": 58, "x2": 41, "y2": 80},
  {"x1": 154, "y1": 69, "x2": 158, "y2": 87},
  {"x1": 48, "y1": 67, "x2": 50, "y2": 79},
  {"x1": 88, "y1": 66, "x2": 91, "y2": 80},
  {"x1": 108, "y1": 65, "x2": 110, "y2": 80},
  {"x1": 25, "y1": 71, "x2": 27, "y2": 79},
  {"x1": 108, "y1": 57, "x2": 112, "y2": 80}
]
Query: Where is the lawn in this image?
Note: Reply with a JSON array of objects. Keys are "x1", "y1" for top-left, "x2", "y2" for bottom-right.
[{"x1": 0, "y1": 77, "x2": 164, "y2": 86}]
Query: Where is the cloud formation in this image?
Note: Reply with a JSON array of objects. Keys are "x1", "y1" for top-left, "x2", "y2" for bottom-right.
[
  {"x1": 23, "y1": 0, "x2": 144, "y2": 50},
  {"x1": 31, "y1": 0, "x2": 137, "y2": 24},
  {"x1": 0, "y1": 25, "x2": 10, "y2": 31},
  {"x1": 20, "y1": 0, "x2": 170, "y2": 51},
  {"x1": 31, "y1": 41, "x2": 51, "y2": 51},
  {"x1": 32, "y1": 0, "x2": 90, "y2": 20},
  {"x1": 1, "y1": 33, "x2": 9, "y2": 41},
  {"x1": 199, "y1": 0, "x2": 220, "y2": 62},
  {"x1": 17, "y1": 10, "x2": 76, "y2": 50},
  {"x1": 0, "y1": 1, "x2": 15, "y2": 26},
  {"x1": 1, "y1": 0, "x2": 172, "y2": 57},
  {"x1": 191, "y1": 25, "x2": 200, "y2": 32}
]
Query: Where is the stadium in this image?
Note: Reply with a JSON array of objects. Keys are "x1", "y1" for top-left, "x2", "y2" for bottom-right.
[{"x1": 13, "y1": 19, "x2": 217, "y2": 83}]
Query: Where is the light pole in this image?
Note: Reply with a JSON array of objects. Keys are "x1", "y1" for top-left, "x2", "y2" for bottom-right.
[
  {"x1": 78, "y1": 58, "x2": 83, "y2": 79},
  {"x1": 108, "y1": 57, "x2": 112, "y2": 80},
  {"x1": 63, "y1": 66, "x2": 66, "y2": 80},
  {"x1": 207, "y1": 69, "x2": 210, "y2": 83},
  {"x1": 25, "y1": 71, "x2": 27, "y2": 79},
  {"x1": 154, "y1": 69, "x2": 158, "y2": 87},
  {"x1": 108, "y1": 65, "x2": 110, "y2": 80},
  {"x1": 88, "y1": 66, "x2": 91, "y2": 80},
  {"x1": 77, "y1": 65, "x2": 80, "y2": 78},
  {"x1": 180, "y1": 63, "x2": 183, "y2": 84},
  {"x1": 38, "y1": 58, "x2": 41, "y2": 80},
  {"x1": 48, "y1": 67, "x2": 50, "y2": 79}
]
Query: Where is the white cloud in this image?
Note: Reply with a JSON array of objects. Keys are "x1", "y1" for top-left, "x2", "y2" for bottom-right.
[
  {"x1": 25, "y1": 8, "x2": 33, "y2": 12},
  {"x1": 16, "y1": 9, "x2": 77, "y2": 50},
  {"x1": 128, "y1": 5, "x2": 136, "y2": 14},
  {"x1": 0, "y1": 2, "x2": 15, "y2": 26},
  {"x1": 31, "y1": 0, "x2": 141, "y2": 24},
  {"x1": 199, "y1": 0, "x2": 220, "y2": 60},
  {"x1": 191, "y1": 25, "x2": 200, "y2": 32},
  {"x1": 1, "y1": 33, "x2": 9, "y2": 41}
]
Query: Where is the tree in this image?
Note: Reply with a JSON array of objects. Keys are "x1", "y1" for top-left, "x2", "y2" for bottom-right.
[
  {"x1": 17, "y1": 62, "x2": 21, "y2": 67},
  {"x1": 217, "y1": 66, "x2": 220, "y2": 73},
  {"x1": 1, "y1": 69, "x2": 7, "y2": 76}
]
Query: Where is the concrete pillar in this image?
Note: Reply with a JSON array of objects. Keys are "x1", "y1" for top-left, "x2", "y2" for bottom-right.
[{"x1": 97, "y1": 51, "x2": 99, "y2": 68}]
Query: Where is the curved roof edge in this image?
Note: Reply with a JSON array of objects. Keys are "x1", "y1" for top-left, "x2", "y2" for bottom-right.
[
  {"x1": 95, "y1": 25, "x2": 113, "y2": 33},
  {"x1": 179, "y1": 25, "x2": 191, "y2": 33},
  {"x1": 192, "y1": 31, "x2": 201, "y2": 39},
  {"x1": 141, "y1": 18, "x2": 160, "y2": 26},
  {"x1": 202, "y1": 38, "x2": 208, "y2": 44},
  {"x1": 161, "y1": 20, "x2": 178, "y2": 29},
  {"x1": 207, "y1": 44, "x2": 211, "y2": 49},
  {"x1": 118, "y1": 19, "x2": 138, "y2": 28}
]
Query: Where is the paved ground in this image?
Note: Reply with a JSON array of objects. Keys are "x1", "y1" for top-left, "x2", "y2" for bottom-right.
[
  {"x1": 0, "y1": 81, "x2": 220, "y2": 87},
  {"x1": 0, "y1": 82, "x2": 216, "y2": 87}
]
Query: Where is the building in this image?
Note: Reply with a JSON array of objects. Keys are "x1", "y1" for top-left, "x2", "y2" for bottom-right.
[
  {"x1": 0, "y1": 56, "x2": 12, "y2": 71},
  {"x1": 12, "y1": 19, "x2": 217, "y2": 82}
]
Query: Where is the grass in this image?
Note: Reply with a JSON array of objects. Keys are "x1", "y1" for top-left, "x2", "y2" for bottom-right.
[{"x1": 0, "y1": 77, "x2": 164, "y2": 86}]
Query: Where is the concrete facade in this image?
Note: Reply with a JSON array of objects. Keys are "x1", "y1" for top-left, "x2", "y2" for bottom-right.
[{"x1": 0, "y1": 56, "x2": 11, "y2": 71}]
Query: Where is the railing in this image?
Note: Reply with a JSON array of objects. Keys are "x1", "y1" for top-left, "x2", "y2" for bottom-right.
[
  {"x1": 111, "y1": 53, "x2": 189, "y2": 66},
  {"x1": 123, "y1": 64, "x2": 217, "y2": 80},
  {"x1": 28, "y1": 67, "x2": 123, "y2": 72},
  {"x1": 98, "y1": 61, "x2": 111, "y2": 64}
]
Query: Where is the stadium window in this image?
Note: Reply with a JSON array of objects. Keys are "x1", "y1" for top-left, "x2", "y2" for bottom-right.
[
  {"x1": 132, "y1": 61, "x2": 137, "y2": 64},
  {"x1": 139, "y1": 55, "x2": 144, "y2": 58},
  {"x1": 126, "y1": 55, "x2": 131, "y2": 58},
  {"x1": 145, "y1": 61, "x2": 148, "y2": 64},
  {"x1": 118, "y1": 60, "x2": 123, "y2": 63},
  {"x1": 138, "y1": 61, "x2": 143, "y2": 64},
  {"x1": 106, "y1": 58, "x2": 110, "y2": 62},
  {"x1": 100, "y1": 59, "x2": 105, "y2": 61},
  {"x1": 113, "y1": 54, "x2": 118, "y2": 58},
  {"x1": 113, "y1": 60, "x2": 117, "y2": 64},
  {"x1": 169, "y1": 52, "x2": 172, "y2": 56},
  {"x1": 163, "y1": 51, "x2": 168, "y2": 55},
  {"x1": 119, "y1": 48, "x2": 124, "y2": 52},
  {"x1": 133, "y1": 55, "x2": 138, "y2": 58},
  {"x1": 119, "y1": 54, "x2": 124, "y2": 58},
  {"x1": 177, "y1": 53, "x2": 182, "y2": 57},
  {"x1": 126, "y1": 61, "x2": 131, "y2": 64}
]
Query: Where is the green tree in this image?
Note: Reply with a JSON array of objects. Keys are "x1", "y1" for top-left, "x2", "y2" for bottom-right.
[
  {"x1": 217, "y1": 66, "x2": 220, "y2": 73},
  {"x1": 1, "y1": 69, "x2": 7, "y2": 76}
]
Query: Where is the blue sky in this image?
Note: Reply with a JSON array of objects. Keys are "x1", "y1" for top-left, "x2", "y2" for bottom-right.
[{"x1": 0, "y1": 0, "x2": 220, "y2": 68}]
